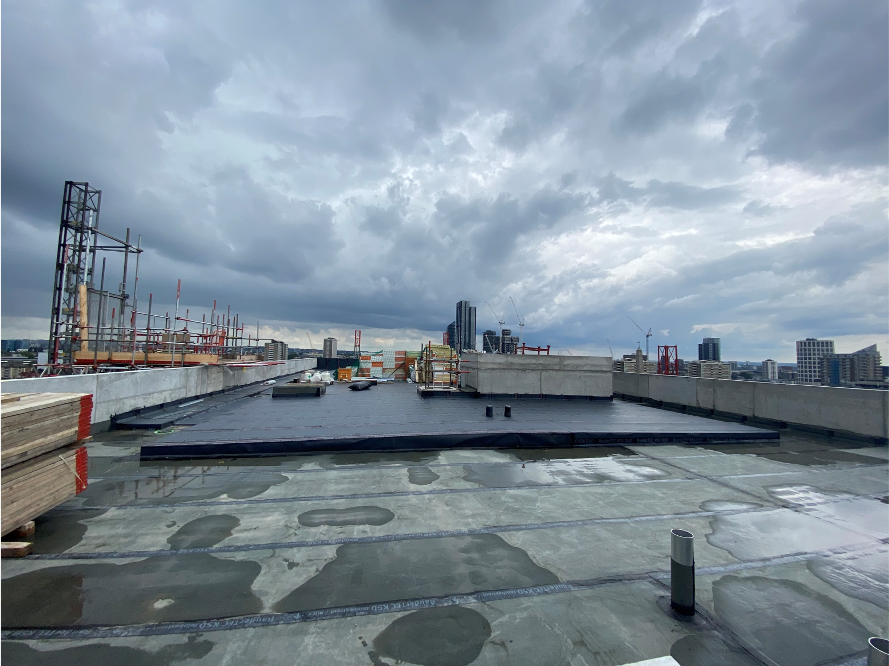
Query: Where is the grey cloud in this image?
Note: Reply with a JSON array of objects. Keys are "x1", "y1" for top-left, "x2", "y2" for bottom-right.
[
  {"x1": 743, "y1": 201, "x2": 778, "y2": 217},
  {"x1": 747, "y1": 0, "x2": 888, "y2": 166},
  {"x1": 586, "y1": 0, "x2": 702, "y2": 56},
  {"x1": 596, "y1": 173, "x2": 739, "y2": 210},
  {"x1": 382, "y1": 0, "x2": 500, "y2": 42}
]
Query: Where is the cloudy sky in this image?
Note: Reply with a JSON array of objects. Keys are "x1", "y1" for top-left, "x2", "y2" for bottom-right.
[{"x1": 2, "y1": 0, "x2": 886, "y2": 362}]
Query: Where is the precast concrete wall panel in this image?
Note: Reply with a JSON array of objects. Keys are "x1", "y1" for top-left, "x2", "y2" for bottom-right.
[
  {"x1": 612, "y1": 371, "x2": 888, "y2": 440},
  {"x1": 464, "y1": 355, "x2": 612, "y2": 397},
  {"x1": 712, "y1": 379, "x2": 756, "y2": 417},
  {"x1": 1, "y1": 359, "x2": 315, "y2": 424},
  {"x1": 649, "y1": 374, "x2": 695, "y2": 406}
]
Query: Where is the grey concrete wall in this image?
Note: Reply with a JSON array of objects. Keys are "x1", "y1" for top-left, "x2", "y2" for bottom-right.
[
  {"x1": 612, "y1": 372, "x2": 889, "y2": 440},
  {"x1": 463, "y1": 354, "x2": 612, "y2": 397},
  {"x1": 1, "y1": 359, "x2": 316, "y2": 424}
]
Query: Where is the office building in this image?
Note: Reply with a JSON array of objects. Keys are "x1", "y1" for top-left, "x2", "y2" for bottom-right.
[
  {"x1": 762, "y1": 359, "x2": 778, "y2": 381},
  {"x1": 455, "y1": 301, "x2": 476, "y2": 354},
  {"x1": 819, "y1": 344, "x2": 883, "y2": 386},
  {"x1": 446, "y1": 322, "x2": 457, "y2": 351},
  {"x1": 698, "y1": 338, "x2": 721, "y2": 361},
  {"x1": 614, "y1": 349, "x2": 656, "y2": 373},
  {"x1": 687, "y1": 360, "x2": 731, "y2": 379},
  {"x1": 264, "y1": 341, "x2": 288, "y2": 362},
  {"x1": 796, "y1": 338, "x2": 835, "y2": 384},
  {"x1": 481, "y1": 330, "x2": 500, "y2": 353},
  {"x1": 322, "y1": 337, "x2": 337, "y2": 359}
]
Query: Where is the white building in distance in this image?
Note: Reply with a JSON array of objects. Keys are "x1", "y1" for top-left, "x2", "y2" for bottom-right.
[{"x1": 796, "y1": 338, "x2": 835, "y2": 384}]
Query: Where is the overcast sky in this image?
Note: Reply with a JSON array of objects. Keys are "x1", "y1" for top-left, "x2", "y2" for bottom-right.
[{"x1": 2, "y1": 0, "x2": 886, "y2": 362}]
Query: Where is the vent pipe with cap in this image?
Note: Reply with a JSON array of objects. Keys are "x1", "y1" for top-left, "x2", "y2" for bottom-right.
[{"x1": 670, "y1": 528, "x2": 695, "y2": 615}]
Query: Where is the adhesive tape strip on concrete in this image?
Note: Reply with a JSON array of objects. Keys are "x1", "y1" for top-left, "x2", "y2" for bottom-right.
[{"x1": 618, "y1": 658, "x2": 680, "y2": 666}]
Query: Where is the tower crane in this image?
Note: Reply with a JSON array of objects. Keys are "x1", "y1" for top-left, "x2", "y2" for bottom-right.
[
  {"x1": 509, "y1": 297, "x2": 525, "y2": 346},
  {"x1": 485, "y1": 301, "x2": 505, "y2": 352},
  {"x1": 628, "y1": 317, "x2": 652, "y2": 359},
  {"x1": 606, "y1": 338, "x2": 614, "y2": 358},
  {"x1": 306, "y1": 331, "x2": 315, "y2": 354}
]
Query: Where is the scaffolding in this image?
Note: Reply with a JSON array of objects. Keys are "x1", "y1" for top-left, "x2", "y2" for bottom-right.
[{"x1": 44, "y1": 181, "x2": 283, "y2": 374}]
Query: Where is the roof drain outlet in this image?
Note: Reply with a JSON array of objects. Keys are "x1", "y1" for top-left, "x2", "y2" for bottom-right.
[
  {"x1": 485, "y1": 405, "x2": 493, "y2": 418},
  {"x1": 869, "y1": 637, "x2": 889, "y2": 666},
  {"x1": 504, "y1": 405, "x2": 511, "y2": 418},
  {"x1": 670, "y1": 528, "x2": 695, "y2": 616}
]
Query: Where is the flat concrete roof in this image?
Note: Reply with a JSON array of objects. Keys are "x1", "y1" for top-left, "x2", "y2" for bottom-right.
[
  {"x1": 2, "y1": 392, "x2": 887, "y2": 665},
  {"x1": 140, "y1": 382, "x2": 776, "y2": 459}
]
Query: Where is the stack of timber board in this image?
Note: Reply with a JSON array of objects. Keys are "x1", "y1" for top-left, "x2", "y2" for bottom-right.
[
  {"x1": 0, "y1": 393, "x2": 92, "y2": 536},
  {"x1": 1, "y1": 444, "x2": 88, "y2": 536}
]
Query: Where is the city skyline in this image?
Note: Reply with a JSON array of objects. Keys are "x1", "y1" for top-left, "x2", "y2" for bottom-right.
[{"x1": 2, "y1": 1, "x2": 886, "y2": 363}]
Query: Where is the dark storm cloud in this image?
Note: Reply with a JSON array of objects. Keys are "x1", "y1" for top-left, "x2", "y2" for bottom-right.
[
  {"x1": 1, "y1": 0, "x2": 885, "y2": 358},
  {"x1": 743, "y1": 0, "x2": 889, "y2": 166}
]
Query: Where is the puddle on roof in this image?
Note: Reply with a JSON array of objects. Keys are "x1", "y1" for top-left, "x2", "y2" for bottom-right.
[
  {"x1": 1, "y1": 516, "x2": 261, "y2": 627},
  {"x1": 30, "y1": 508, "x2": 109, "y2": 554},
  {"x1": 504, "y1": 446, "x2": 635, "y2": 462},
  {"x1": 691, "y1": 440, "x2": 886, "y2": 466},
  {"x1": 318, "y1": 451, "x2": 439, "y2": 468},
  {"x1": 713, "y1": 575, "x2": 871, "y2": 666},
  {"x1": 167, "y1": 515, "x2": 240, "y2": 550},
  {"x1": 371, "y1": 606, "x2": 491, "y2": 666},
  {"x1": 2, "y1": 636, "x2": 214, "y2": 666},
  {"x1": 298, "y1": 506, "x2": 394, "y2": 527},
  {"x1": 707, "y1": 508, "x2": 868, "y2": 561},
  {"x1": 670, "y1": 633, "x2": 761, "y2": 666},
  {"x1": 767, "y1": 485, "x2": 888, "y2": 538},
  {"x1": 408, "y1": 466, "x2": 440, "y2": 485},
  {"x1": 807, "y1": 545, "x2": 889, "y2": 609},
  {"x1": 699, "y1": 500, "x2": 762, "y2": 512},
  {"x1": 766, "y1": 485, "x2": 850, "y2": 507},
  {"x1": 80, "y1": 470, "x2": 289, "y2": 506},
  {"x1": 272, "y1": 534, "x2": 559, "y2": 612},
  {"x1": 463, "y1": 458, "x2": 668, "y2": 488}
]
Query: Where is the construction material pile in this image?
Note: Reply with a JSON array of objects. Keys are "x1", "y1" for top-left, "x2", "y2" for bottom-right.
[{"x1": 1, "y1": 393, "x2": 91, "y2": 538}]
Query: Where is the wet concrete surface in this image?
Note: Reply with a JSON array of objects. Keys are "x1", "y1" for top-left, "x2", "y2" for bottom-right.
[
  {"x1": 372, "y1": 606, "x2": 492, "y2": 666},
  {"x1": 273, "y1": 534, "x2": 559, "y2": 612},
  {"x1": 408, "y1": 466, "x2": 441, "y2": 485},
  {"x1": 3, "y1": 636, "x2": 214, "y2": 666},
  {"x1": 712, "y1": 575, "x2": 873, "y2": 666},
  {"x1": 2, "y1": 401, "x2": 886, "y2": 666},
  {"x1": 297, "y1": 506, "x2": 395, "y2": 527}
]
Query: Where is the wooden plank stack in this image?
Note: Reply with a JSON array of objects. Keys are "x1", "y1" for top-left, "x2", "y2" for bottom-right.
[{"x1": 1, "y1": 393, "x2": 92, "y2": 537}]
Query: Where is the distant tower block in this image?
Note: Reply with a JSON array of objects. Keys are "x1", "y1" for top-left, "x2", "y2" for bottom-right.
[
  {"x1": 264, "y1": 340, "x2": 287, "y2": 362},
  {"x1": 658, "y1": 345, "x2": 678, "y2": 375},
  {"x1": 323, "y1": 337, "x2": 337, "y2": 358}
]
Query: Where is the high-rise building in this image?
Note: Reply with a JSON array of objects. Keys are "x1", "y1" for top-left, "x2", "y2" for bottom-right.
[
  {"x1": 455, "y1": 301, "x2": 476, "y2": 354},
  {"x1": 264, "y1": 341, "x2": 288, "y2": 362},
  {"x1": 796, "y1": 338, "x2": 835, "y2": 384},
  {"x1": 762, "y1": 359, "x2": 778, "y2": 381},
  {"x1": 322, "y1": 337, "x2": 337, "y2": 358},
  {"x1": 698, "y1": 338, "x2": 721, "y2": 361},
  {"x1": 687, "y1": 360, "x2": 731, "y2": 379},
  {"x1": 499, "y1": 328, "x2": 519, "y2": 354},
  {"x1": 819, "y1": 344, "x2": 883, "y2": 386},
  {"x1": 481, "y1": 330, "x2": 499, "y2": 353},
  {"x1": 446, "y1": 322, "x2": 457, "y2": 351}
]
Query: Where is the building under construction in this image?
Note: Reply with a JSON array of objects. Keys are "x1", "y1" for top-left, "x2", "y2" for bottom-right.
[{"x1": 46, "y1": 181, "x2": 285, "y2": 374}]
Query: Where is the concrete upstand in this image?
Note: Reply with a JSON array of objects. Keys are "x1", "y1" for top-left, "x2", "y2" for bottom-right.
[{"x1": 670, "y1": 529, "x2": 695, "y2": 615}]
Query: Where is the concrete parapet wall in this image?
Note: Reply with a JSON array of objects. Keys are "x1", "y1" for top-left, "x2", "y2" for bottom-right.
[
  {"x1": 612, "y1": 372, "x2": 889, "y2": 441},
  {"x1": 463, "y1": 354, "x2": 612, "y2": 397},
  {"x1": 1, "y1": 360, "x2": 316, "y2": 424}
]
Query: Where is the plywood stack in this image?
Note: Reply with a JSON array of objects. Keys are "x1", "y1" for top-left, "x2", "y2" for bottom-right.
[{"x1": 1, "y1": 393, "x2": 92, "y2": 540}]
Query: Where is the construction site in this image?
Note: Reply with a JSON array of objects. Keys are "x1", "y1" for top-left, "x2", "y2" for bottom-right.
[{"x1": 1, "y1": 183, "x2": 887, "y2": 666}]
